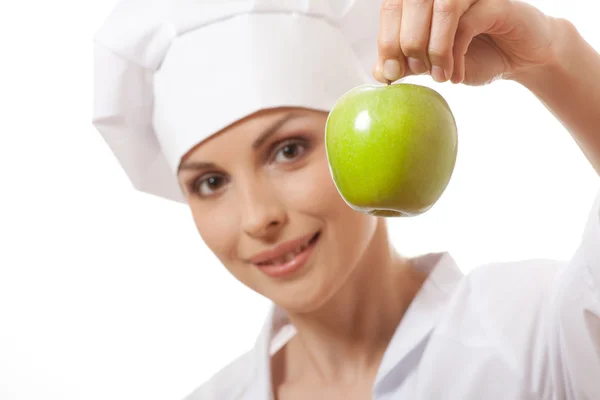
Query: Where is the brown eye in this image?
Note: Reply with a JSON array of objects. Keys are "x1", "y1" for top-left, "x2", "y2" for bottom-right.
[
  {"x1": 194, "y1": 174, "x2": 228, "y2": 197},
  {"x1": 273, "y1": 141, "x2": 307, "y2": 163}
]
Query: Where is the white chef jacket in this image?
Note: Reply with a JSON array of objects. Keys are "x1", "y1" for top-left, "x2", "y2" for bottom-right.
[{"x1": 183, "y1": 188, "x2": 600, "y2": 400}]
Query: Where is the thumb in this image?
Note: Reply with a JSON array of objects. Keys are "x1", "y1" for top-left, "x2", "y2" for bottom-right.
[{"x1": 375, "y1": 0, "x2": 408, "y2": 83}]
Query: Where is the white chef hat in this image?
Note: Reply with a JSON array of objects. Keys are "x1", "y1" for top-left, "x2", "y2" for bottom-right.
[{"x1": 92, "y1": 0, "x2": 382, "y2": 203}]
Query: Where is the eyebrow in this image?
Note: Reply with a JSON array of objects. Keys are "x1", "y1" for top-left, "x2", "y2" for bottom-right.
[
  {"x1": 178, "y1": 111, "x2": 304, "y2": 172},
  {"x1": 178, "y1": 160, "x2": 217, "y2": 172},
  {"x1": 251, "y1": 111, "x2": 303, "y2": 150}
]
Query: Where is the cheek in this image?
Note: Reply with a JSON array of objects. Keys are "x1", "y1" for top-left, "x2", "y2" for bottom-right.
[
  {"x1": 291, "y1": 153, "x2": 360, "y2": 217},
  {"x1": 296, "y1": 153, "x2": 377, "y2": 257},
  {"x1": 284, "y1": 153, "x2": 375, "y2": 234},
  {"x1": 189, "y1": 202, "x2": 239, "y2": 264},
  {"x1": 279, "y1": 153, "x2": 346, "y2": 213}
]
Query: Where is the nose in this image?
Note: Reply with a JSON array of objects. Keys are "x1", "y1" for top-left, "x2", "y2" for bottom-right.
[{"x1": 239, "y1": 179, "x2": 288, "y2": 239}]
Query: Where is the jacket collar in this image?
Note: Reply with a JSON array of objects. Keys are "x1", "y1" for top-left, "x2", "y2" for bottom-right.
[
  {"x1": 372, "y1": 252, "x2": 464, "y2": 394},
  {"x1": 244, "y1": 252, "x2": 464, "y2": 399}
]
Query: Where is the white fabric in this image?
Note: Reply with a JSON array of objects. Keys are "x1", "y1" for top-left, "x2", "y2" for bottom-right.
[
  {"x1": 92, "y1": 0, "x2": 382, "y2": 203},
  {"x1": 183, "y1": 189, "x2": 600, "y2": 400}
]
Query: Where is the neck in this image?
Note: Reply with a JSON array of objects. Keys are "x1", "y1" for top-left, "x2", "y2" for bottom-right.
[{"x1": 280, "y1": 220, "x2": 428, "y2": 385}]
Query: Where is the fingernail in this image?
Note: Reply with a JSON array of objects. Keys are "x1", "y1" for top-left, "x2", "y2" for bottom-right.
[
  {"x1": 431, "y1": 65, "x2": 447, "y2": 82},
  {"x1": 383, "y1": 59, "x2": 402, "y2": 82},
  {"x1": 408, "y1": 57, "x2": 427, "y2": 74}
]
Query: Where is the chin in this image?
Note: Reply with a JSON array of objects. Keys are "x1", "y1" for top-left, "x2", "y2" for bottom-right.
[
  {"x1": 259, "y1": 267, "x2": 347, "y2": 314},
  {"x1": 273, "y1": 287, "x2": 335, "y2": 314}
]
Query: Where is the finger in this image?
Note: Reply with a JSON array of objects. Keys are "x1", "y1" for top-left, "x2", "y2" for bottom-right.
[
  {"x1": 451, "y1": 0, "x2": 506, "y2": 83},
  {"x1": 427, "y1": 0, "x2": 476, "y2": 82},
  {"x1": 372, "y1": 62, "x2": 386, "y2": 83},
  {"x1": 372, "y1": 61, "x2": 403, "y2": 84},
  {"x1": 377, "y1": 0, "x2": 407, "y2": 82},
  {"x1": 400, "y1": 0, "x2": 434, "y2": 75}
]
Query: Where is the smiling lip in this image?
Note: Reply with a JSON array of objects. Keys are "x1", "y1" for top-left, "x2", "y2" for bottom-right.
[
  {"x1": 250, "y1": 231, "x2": 321, "y2": 278},
  {"x1": 247, "y1": 231, "x2": 319, "y2": 264}
]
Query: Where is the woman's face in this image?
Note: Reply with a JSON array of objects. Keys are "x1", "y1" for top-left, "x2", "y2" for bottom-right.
[{"x1": 177, "y1": 107, "x2": 379, "y2": 312}]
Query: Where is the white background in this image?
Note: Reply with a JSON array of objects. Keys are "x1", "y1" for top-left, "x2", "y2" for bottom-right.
[{"x1": 0, "y1": 1, "x2": 598, "y2": 399}]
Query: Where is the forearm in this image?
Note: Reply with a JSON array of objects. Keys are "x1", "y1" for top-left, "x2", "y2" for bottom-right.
[{"x1": 510, "y1": 18, "x2": 600, "y2": 176}]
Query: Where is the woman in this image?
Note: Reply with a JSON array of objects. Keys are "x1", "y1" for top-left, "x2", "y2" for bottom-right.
[{"x1": 92, "y1": 0, "x2": 600, "y2": 398}]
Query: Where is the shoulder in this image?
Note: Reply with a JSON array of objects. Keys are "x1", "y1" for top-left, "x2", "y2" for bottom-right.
[
  {"x1": 441, "y1": 257, "x2": 565, "y2": 333},
  {"x1": 446, "y1": 258, "x2": 566, "y2": 372},
  {"x1": 465, "y1": 257, "x2": 565, "y2": 314},
  {"x1": 455, "y1": 257, "x2": 565, "y2": 336},
  {"x1": 180, "y1": 349, "x2": 256, "y2": 400},
  {"x1": 466, "y1": 257, "x2": 565, "y2": 301},
  {"x1": 441, "y1": 257, "x2": 565, "y2": 323}
]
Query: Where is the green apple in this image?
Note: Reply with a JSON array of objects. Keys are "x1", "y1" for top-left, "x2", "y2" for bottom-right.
[{"x1": 325, "y1": 82, "x2": 458, "y2": 217}]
